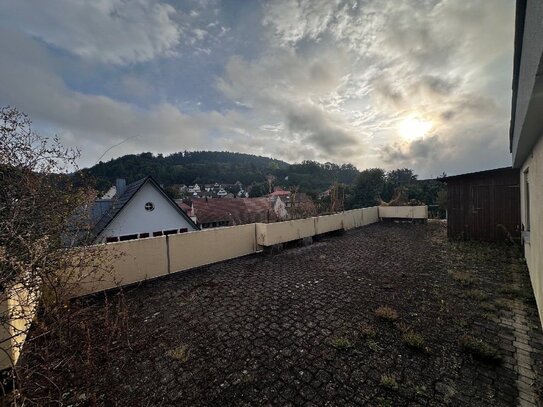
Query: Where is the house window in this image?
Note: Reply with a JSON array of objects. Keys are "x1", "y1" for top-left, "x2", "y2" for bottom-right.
[
  {"x1": 524, "y1": 169, "x2": 530, "y2": 232},
  {"x1": 119, "y1": 234, "x2": 138, "y2": 241},
  {"x1": 145, "y1": 202, "x2": 155, "y2": 211}
]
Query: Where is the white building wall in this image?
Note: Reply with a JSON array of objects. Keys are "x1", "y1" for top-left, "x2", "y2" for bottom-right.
[
  {"x1": 521, "y1": 134, "x2": 543, "y2": 319},
  {"x1": 97, "y1": 182, "x2": 195, "y2": 242}
]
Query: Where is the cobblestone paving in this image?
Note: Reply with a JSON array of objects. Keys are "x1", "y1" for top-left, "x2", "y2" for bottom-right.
[{"x1": 23, "y1": 222, "x2": 543, "y2": 406}]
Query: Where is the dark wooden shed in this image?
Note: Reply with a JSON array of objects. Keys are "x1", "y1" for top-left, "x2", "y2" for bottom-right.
[{"x1": 444, "y1": 167, "x2": 521, "y2": 241}]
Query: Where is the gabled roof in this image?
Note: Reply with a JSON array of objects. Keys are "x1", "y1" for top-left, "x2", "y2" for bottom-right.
[
  {"x1": 191, "y1": 198, "x2": 272, "y2": 225},
  {"x1": 269, "y1": 190, "x2": 291, "y2": 197},
  {"x1": 92, "y1": 176, "x2": 198, "y2": 239}
]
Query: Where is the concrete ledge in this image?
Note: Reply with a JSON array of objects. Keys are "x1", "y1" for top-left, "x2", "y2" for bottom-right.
[
  {"x1": 67, "y1": 206, "x2": 425, "y2": 297},
  {"x1": 0, "y1": 284, "x2": 36, "y2": 370},
  {"x1": 379, "y1": 206, "x2": 428, "y2": 219}
]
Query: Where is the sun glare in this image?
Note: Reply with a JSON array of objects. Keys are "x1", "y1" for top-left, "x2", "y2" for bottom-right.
[{"x1": 398, "y1": 117, "x2": 433, "y2": 141}]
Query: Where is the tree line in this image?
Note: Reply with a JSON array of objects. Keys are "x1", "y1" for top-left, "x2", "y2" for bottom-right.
[{"x1": 84, "y1": 151, "x2": 446, "y2": 215}]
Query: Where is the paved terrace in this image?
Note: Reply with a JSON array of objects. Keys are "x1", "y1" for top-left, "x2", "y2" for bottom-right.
[{"x1": 23, "y1": 222, "x2": 543, "y2": 406}]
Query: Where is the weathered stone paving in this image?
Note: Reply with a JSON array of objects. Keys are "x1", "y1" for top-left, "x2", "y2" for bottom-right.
[{"x1": 21, "y1": 222, "x2": 543, "y2": 406}]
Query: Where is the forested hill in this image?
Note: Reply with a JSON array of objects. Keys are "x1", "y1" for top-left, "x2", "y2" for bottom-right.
[{"x1": 83, "y1": 151, "x2": 360, "y2": 194}]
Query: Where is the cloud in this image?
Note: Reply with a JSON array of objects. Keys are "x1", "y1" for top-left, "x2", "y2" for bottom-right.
[
  {"x1": 285, "y1": 104, "x2": 359, "y2": 155},
  {"x1": 0, "y1": 0, "x2": 516, "y2": 178},
  {"x1": 381, "y1": 135, "x2": 445, "y2": 164},
  {"x1": 216, "y1": 48, "x2": 364, "y2": 162},
  {"x1": 263, "y1": 0, "x2": 339, "y2": 46},
  {"x1": 0, "y1": 0, "x2": 181, "y2": 65},
  {"x1": 0, "y1": 29, "x2": 228, "y2": 164},
  {"x1": 260, "y1": 0, "x2": 515, "y2": 175}
]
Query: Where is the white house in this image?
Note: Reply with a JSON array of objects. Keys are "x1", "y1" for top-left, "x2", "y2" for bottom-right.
[
  {"x1": 272, "y1": 196, "x2": 288, "y2": 220},
  {"x1": 510, "y1": 0, "x2": 543, "y2": 321},
  {"x1": 92, "y1": 177, "x2": 198, "y2": 243},
  {"x1": 188, "y1": 184, "x2": 201, "y2": 193}
]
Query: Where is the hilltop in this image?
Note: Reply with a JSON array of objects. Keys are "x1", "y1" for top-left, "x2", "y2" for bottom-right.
[{"x1": 82, "y1": 151, "x2": 360, "y2": 196}]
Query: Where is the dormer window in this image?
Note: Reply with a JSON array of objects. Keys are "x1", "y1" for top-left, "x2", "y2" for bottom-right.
[{"x1": 144, "y1": 202, "x2": 155, "y2": 211}]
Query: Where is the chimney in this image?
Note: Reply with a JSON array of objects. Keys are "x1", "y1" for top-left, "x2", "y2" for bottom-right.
[{"x1": 115, "y1": 178, "x2": 127, "y2": 196}]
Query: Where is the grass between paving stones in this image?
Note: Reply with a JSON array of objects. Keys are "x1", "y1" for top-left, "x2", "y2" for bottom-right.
[
  {"x1": 166, "y1": 344, "x2": 189, "y2": 362},
  {"x1": 394, "y1": 322, "x2": 425, "y2": 351},
  {"x1": 459, "y1": 334, "x2": 501, "y2": 364},
  {"x1": 494, "y1": 298, "x2": 514, "y2": 310},
  {"x1": 376, "y1": 397, "x2": 393, "y2": 407},
  {"x1": 380, "y1": 374, "x2": 399, "y2": 391},
  {"x1": 450, "y1": 271, "x2": 476, "y2": 287},
  {"x1": 402, "y1": 331, "x2": 425, "y2": 350},
  {"x1": 465, "y1": 289, "x2": 489, "y2": 301},
  {"x1": 359, "y1": 322, "x2": 377, "y2": 338},
  {"x1": 330, "y1": 337, "x2": 353, "y2": 350},
  {"x1": 375, "y1": 306, "x2": 398, "y2": 321}
]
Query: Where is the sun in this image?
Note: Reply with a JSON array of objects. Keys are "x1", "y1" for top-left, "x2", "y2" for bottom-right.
[{"x1": 398, "y1": 116, "x2": 433, "y2": 141}]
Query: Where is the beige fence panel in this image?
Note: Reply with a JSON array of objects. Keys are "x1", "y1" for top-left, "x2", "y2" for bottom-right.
[
  {"x1": 0, "y1": 284, "x2": 36, "y2": 370},
  {"x1": 379, "y1": 206, "x2": 428, "y2": 219},
  {"x1": 256, "y1": 218, "x2": 316, "y2": 247},
  {"x1": 314, "y1": 213, "x2": 345, "y2": 234},
  {"x1": 168, "y1": 224, "x2": 257, "y2": 273},
  {"x1": 73, "y1": 236, "x2": 169, "y2": 296},
  {"x1": 343, "y1": 208, "x2": 364, "y2": 229},
  {"x1": 362, "y1": 207, "x2": 380, "y2": 225}
]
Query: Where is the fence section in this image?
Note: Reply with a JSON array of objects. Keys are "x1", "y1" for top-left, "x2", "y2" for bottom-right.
[{"x1": 378, "y1": 205, "x2": 428, "y2": 219}]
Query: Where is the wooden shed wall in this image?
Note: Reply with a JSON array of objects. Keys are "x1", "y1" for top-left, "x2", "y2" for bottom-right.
[{"x1": 446, "y1": 169, "x2": 521, "y2": 241}]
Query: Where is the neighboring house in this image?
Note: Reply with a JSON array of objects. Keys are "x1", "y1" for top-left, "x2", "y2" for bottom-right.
[
  {"x1": 268, "y1": 188, "x2": 317, "y2": 216},
  {"x1": 237, "y1": 189, "x2": 249, "y2": 198},
  {"x1": 273, "y1": 196, "x2": 288, "y2": 220},
  {"x1": 217, "y1": 187, "x2": 228, "y2": 197},
  {"x1": 175, "y1": 200, "x2": 197, "y2": 224},
  {"x1": 91, "y1": 177, "x2": 198, "y2": 243},
  {"x1": 191, "y1": 198, "x2": 273, "y2": 229},
  {"x1": 510, "y1": 0, "x2": 543, "y2": 319},
  {"x1": 188, "y1": 184, "x2": 201, "y2": 193},
  {"x1": 101, "y1": 185, "x2": 117, "y2": 199},
  {"x1": 319, "y1": 188, "x2": 332, "y2": 200},
  {"x1": 443, "y1": 168, "x2": 521, "y2": 241},
  {"x1": 269, "y1": 187, "x2": 291, "y2": 198}
]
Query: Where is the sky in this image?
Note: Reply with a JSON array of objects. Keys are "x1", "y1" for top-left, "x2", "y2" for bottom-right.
[{"x1": 0, "y1": 0, "x2": 515, "y2": 178}]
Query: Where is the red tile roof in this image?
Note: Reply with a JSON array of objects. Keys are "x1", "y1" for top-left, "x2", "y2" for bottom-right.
[
  {"x1": 191, "y1": 198, "x2": 273, "y2": 225},
  {"x1": 269, "y1": 190, "x2": 291, "y2": 196}
]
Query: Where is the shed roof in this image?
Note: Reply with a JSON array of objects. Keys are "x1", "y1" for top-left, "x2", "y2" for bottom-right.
[{"x1": 440, "y1": 167, "x2": 517, "y2": 182}]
